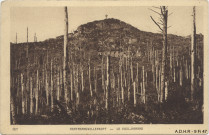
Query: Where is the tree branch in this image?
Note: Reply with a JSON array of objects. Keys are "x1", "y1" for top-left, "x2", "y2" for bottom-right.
[
  {"x1": 160, "y1": 6, "x2": 163, "y2": 15},
  {"x1": 150, "y1": 16, "x2": 163, "y2": 31},
  {"x1": 168, "y1": 12, "x2": 173, "y2": 16},
  {"x1": 149, "y1": 8, "x2": 161, "y2": 16},
  {"x1": 159, "y1": 18, "x2": 164, "y2": 24},
  {"x1": 157, "y1": 21, "x2": 163, "y2": 25}
]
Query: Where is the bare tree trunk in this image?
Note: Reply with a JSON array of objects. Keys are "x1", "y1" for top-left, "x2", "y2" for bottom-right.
[
  {"x1": 35, "y1": 70, "x2": 39, "y2": 114},
  {"x1": 102, "y1": 56, "x2": 105, "y2": 93},
  {"x1": 117, "y1": 76, "x2": 120, "y2": 106},
  {"x1": 140, "y1": 82, "x2": 143, "y2": 102},
  {"x1": 81, "y1": 65, "x2": 84, "y2": 92},
  {"x1": 131, "y1": 57, "x2": 133, "y2": 82},
  {"x1": 180, "y1": 65, "x2": 183, "y2": 86},
  {"x1": 191, "y1": 6, "x2": 196, "y2": 101},
  {"x1": 70, "y1": 64, "x2": 73, "y2": 101},
  {"x1": 120, "y1": 59, "x2": 124, "y2": 104},
  {"x1": 133, "y1": 81, "x2": 136, "y2": 107},
  {"x1": 142, "y1": 66, "x2": 145, "y2": 103},
  {"x1": 45, "y1": 66, "x2": 49, "y2": 106},
  {"x1": 21, "y1": 73, "x2": 25, "y2": 114},
  {"x1": 145, "y1": 71, "x2": 148, "y2": 87},
  {"x1": 64, "y1": 6, "x2": 68, "y2": 106},
  {"x1": 189, "y1": 65, "x2": 191, "y2": 79},
  {"x1": 160, "y1": 7, "x2": 168, "y2": 103},
  {"x1": 136, "y1": 63, "x2": 139, "y2": 93},
  {"x1": 57, "y1": 67, "x2": 60, "y2": 100},
  {"x1": 76, "y1": 65, "x2": 79, "y2": 107},
  {"x1": 26, "y1": 27, "x2": 29, "y2": 58},
  {"x1": 50, "y1": 60, "x2": 54, "y2": 112},
  {"x1": 11, "y1": 96, "x2": 16, "y2": 124},
  {"x1": 89, "y1": 57, "x2": 92, "y2": 97},
  {"x1": 165, "y1": 81, "x2": 168, "y2": 100},
  {"x1": 159, "y1": 65, "x2": 161, "y2": 102},
  {"x1": 153, "y1": 49, "x2": 156, "y2": 84},
  {"x1": 69, "y1": 71, "x2": 72, "y2": 101},
  {"x1": 30, "y1": 77, "x2": 33, "y2": 114},
  {"x1": 185, "y1": 59, "x2": 188, "y2": 79},
  {"x1": 170, "y1": 45, "x2": 173, "y2": 78},
  {"x1": 105, "y1": 56, "x2": 110, "y2": 110},
  {"x1": 94, "y1": 67, "x2": 97, "y2": 92}
]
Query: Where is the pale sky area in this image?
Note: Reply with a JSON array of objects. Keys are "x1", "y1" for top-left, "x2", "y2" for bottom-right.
[{"x1": 11, "y1": 6, "x2": 204, "y2": 43}]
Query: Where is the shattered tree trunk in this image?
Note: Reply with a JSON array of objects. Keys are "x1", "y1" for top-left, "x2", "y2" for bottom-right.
[
  {"x1": 105, "y1": 56, "x2": 110, "y2": 110},
  {"x1": 81, "y1": 65, "x2": 84, "y2": 92},
  {"x1": 94, "y1": 67, "x2": 97, "y2": 92},
  {"x1": 70, "y1": 66, "x2": 73, "y2": 101},
  {"x1": 160, "y1": 7, "x2": 168, "y2": 102},
  {"x1": 35, "y1": 70, "x2": 39, "y2": 114},
  {"x1": 76, "y1": 65, "x2": 79, "y2": 107},
  {"x1": 89, "y1": 57, "x2": 92, "y2": 97},
  {"x1": 191, "y1": 6, "x2": 196, "y2": 101},
  {"x1": 133, "y1": 82, "x2": 136, "y2": 107},
  {"x1": 57, "y1": 67, "x2": 60, "y2": 100},
  {"x1": 102, "y1": 56, "x2": 105, "y2": 95},
  {"x1": 180, "y1": 65, "x2": 183, "y2": 86},
  {"x1": 159, "y1": 65, "x2": 161, "y2": 102},
  {"x1": 45, "y1": 51, "x2": 49, "y2": 106},
  {"x1": 30, "y1": 77, "x2": 33, "y2": 114},
  {"x1": 21, "y1": 73, "x2": 25, "y2": 114},
  {"x1": 121, "y1": 59, "x2": 124, "y2": 104},
  {"x1": 50, "y1": 60, "x2": 54, "y2": 112},
  {"x1": 64, "y1": 6, "x2": 69, "y2": 106},
  {"x1": 170, "y1": 45, "x2": 173, "y2": 78},
  {"x1": 11, "y1": 74, "x2": 16, "y2": 124},
  {"x1": 142, "y1": 66, "x2": 145, "y2": 103},
  {"x1": 45, "y1": 66, "x2": 49, "y2": 106},
  {"x1": 136, "y1": 63, "x2": 139, "y2": 93},
  {"x1": 11, "y1": 96, "x2": 16, "y2": 124},
  {"x1": 26, "y1": 27, "x2": 28, "y2": 58}
]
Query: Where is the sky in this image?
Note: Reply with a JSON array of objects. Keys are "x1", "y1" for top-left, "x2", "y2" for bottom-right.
[{"x1": 10, "y1": 6, "x2": 204, "y2": 43}]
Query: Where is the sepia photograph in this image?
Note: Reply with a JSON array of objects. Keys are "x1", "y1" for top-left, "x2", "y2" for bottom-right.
[{"x1": 0, "y1": 0, "x2": 208, "y2": 134}]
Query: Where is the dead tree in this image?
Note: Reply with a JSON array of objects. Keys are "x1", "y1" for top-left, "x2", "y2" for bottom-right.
[
  {"x1": 64, "y1": 6, "x2": 68, "y2": 105},
  {"x1": 150, "y1": 6, "x2": 169, "y2": 102},
  {"x1": 26, "y1": 27, "x2": 29, "y2": 58},
  {"x1": 30, "y1": 77, "x2": 33, "y2": 114},
  {"x1": 101, "y1": 56, "x2": 105, "y2": 94},
  {"x1": 142, "y1": 66, "x2": 145, "y2": 103},
  {"x1": 45, "y1": 51, "x2": 49, "y2": 106},
  {"x1": 35, "y1": 70, "x2": 39, "y2": 114},
  {"x1": 105, "y1": 55, "x2": 110, "y2": 111},
  {"x1": 191, "y1": 6, "x2": 196, "y2": 101},
  {"x1": 70, "y1": 67, "x2": 73, "y2": 101},
  {"x1": 89, "y1": 57, "x2": 92, "y2": 97},
  {"x1": 133, "y1": 81, "x2": 136, "y2": 106},
  {"x1": 11, "y1": 75, "x2": 16, "y2": 124},
  {"x1": 94, "y1": 67, "x2": 97, "y2": 92},
  {"x1": 57, "y1": 67, "x2": 60, "y2": 100},
  {"x1": 50, "y1": 59, "x2": 54, "y2": 112},
  {"x1": 20, "y1": 73, "x2": 25, "y2": 114}
]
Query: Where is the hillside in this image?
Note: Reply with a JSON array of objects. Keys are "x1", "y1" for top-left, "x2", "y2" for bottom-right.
[{"x1": 10, "y1": 18, "x2": 204, "y2": 124}]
